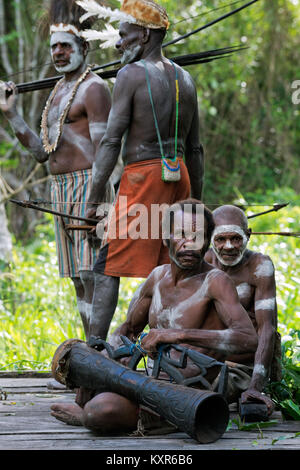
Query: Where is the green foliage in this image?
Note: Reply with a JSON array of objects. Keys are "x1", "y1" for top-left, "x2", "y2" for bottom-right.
[
  {"x1": 266, "y1": 331, "x2": 300, "y2": 420},
  {"x1": 0, "y1": 214, "x2": 144, "y2": 370}
]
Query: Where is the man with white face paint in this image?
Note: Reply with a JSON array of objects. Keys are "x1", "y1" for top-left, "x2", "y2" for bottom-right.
[
  {"x1": 205, "y1": 205, "x2": 280, "y2": 416},
  {"x1": 0, "y1": 1, "x2": 122, "y2": 361}
]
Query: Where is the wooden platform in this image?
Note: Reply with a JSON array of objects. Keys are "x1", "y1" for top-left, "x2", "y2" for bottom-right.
[{"x1": 0, "y1": 375, "x2": 300, "y2": 451}]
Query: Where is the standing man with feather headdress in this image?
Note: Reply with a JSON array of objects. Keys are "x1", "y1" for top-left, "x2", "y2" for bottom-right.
[
  {"x1": 0, "y1": 0, "x2": 121, "y2": 347},
  {"x1": 75, "y1": 0, "x2": 204, "y2": 341}
]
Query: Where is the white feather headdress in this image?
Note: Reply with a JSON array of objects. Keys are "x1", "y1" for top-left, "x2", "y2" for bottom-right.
[
  {"x1": 76, "y1": 1, "x2": 136, "y2": 49},
  {"x1": 81, "y1": 23, "x2": 121, "y2": 48},
  {"x1": 77, "y1": 0, "x2": 136, "y2": 25}
]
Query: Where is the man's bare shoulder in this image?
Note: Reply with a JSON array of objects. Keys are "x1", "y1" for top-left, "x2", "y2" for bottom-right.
[
  {"x1": 245, "y1": 251, "x2": 275, "y2": 279},
  {"x1": 204, "y1": 247, "x2": 214, "y2": 263},
  {"x1": 148, "y1": 264, "x2": 170, "y2": 283},
  {"x1": 79, "y1": 72, "x2": 111, "y2": 97},
  {"x1": 201, "y1": 264, "x2": 238, "y2": 298},
  {"x1": 116, "y1": 62, "x2": 146, "y2": 82}
]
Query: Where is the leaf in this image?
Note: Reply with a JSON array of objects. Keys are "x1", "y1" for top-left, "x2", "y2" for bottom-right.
[
  {"x1": 280, "y1": 399, "x2": 300, "y2": 420},
  {"x1": 272, "y1": 432, "x2": 300, "y2": 445}
]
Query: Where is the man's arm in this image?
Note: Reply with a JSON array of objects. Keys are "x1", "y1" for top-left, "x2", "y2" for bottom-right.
[
  {"x1": 241, "y1": 255, "x2": 277, "y2": 413},
  {"x1": 87, "y1": 67, "x2": 134, "y2": 207},
  {"x1": 84, "y1": 79, "x2": 111, "y2": 158},
  {"x1": 141, "y1": 271, "x2": 258, "y2": 355},
  {"x1": 184, "y1": 83, "x2": 204, "y2": 200},
  {"x1": 0, "y1": 82, "x2": 48, "y2": 162}
]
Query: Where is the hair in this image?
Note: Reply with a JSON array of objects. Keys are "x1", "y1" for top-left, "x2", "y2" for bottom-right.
[
  {"x1": 162, "y1": 198, "x2": 215, "y2": 250},
  {"x1": 212, "y1": 205, "x2": 248, "y2": 233},
  {"x1": 39, "y1": 0, "x2": 102, "y2": 39}
]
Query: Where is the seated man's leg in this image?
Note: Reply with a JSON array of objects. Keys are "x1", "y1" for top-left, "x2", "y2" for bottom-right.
[
  {"x1": 51, "y1": 392, "x2": 139, "y2": 432},
  {"x1": 89, "y1": 272, "x2": 120, "y2": 340},
  {"x1": 82, "y1": 392, "x2": 139, "y2": 432}
]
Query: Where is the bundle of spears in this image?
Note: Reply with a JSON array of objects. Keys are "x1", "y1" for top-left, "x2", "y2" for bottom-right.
[{"x1": 13, "y1": 0, "x2": 259, "y2": 94}]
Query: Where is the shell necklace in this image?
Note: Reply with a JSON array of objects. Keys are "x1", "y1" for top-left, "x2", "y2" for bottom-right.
[{"x1": 41, "y1": 64, "x2": 93, "y2": 154}]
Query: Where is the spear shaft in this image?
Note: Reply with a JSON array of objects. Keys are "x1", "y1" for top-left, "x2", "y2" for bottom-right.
[
  {"x1": 5, "y1": 0, "x2": 259, "y2": 94},
  {"x1": 163, "y1": 0, "x2": 260, "y2": 47},
  {"x1": 9, "y1": 199, "x2": 98, "y2": 224},
  {"x1": 247, "y1": 203, "x2": 289, "y2": 219},
  {"x1": 15, "y1": 46, "x2": 246, "y2": 94}
]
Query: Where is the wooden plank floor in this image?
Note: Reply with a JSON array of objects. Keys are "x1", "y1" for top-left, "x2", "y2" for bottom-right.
[{"x1": 0, "y1": 376, "x2": 300, "y2": 451}]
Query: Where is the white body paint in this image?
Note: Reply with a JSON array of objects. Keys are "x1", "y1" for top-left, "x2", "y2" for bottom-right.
[
  {"x1": 85, "y1": 302, "x2": 92, "y2": 321},
  {"x1": 89, "y1": 122, "x2": 107, "y2": 140},
  {"x1": 236, "y1": 282, "x2": 251, "y2": 299},
  {"x1": 153, "y1": 269, "x2": 223, "y2": 329},
  {"x1": 77, "y1": 299, "x2": 86, "y2": 316},
  {"x1": 254, "y1": 259, "x2": 274, "y2": 278},
  {"x1": 253, "y1": 363, "x2": 267, "y2": 377},
  {"x1": 255, "y1": 297, "x2": 276, "y2": 311},
  {"x1": 63, "y1": 127, "x2": 94, "y2": 156},
  {"x1": 217, "y1": 329, "x2": 236, "y2": 354}
]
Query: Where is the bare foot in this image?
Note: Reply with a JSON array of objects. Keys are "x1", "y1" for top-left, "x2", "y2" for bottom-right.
[{"x1": 51, "y1": 403, "x2": 84, "y2": 426}]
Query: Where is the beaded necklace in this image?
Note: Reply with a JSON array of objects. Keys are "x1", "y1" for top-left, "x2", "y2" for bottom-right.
[{"x1": 41, "y1": 64, "x2": 93, "y2": 154}]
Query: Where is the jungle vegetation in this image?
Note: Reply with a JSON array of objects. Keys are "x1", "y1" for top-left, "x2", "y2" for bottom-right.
[{"x1": 0, "y1": 0, "x2": 299, "y2": 419}]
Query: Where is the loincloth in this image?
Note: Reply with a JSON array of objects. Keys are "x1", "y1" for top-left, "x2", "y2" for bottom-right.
[
  {"x1": 50, "y1": 169, "x2": 113, "y2": 278},
  {"x1": 93, "y1": 158, "x2": 191, "y2": 278}
]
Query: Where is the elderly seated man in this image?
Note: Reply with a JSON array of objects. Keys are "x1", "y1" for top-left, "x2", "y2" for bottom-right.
[
  {"x1": 205, "y1": 204, "x2": 280, "y2": 416},
  {"x1": 51, "y1": 199, "x2": 257, "y2": 433}
]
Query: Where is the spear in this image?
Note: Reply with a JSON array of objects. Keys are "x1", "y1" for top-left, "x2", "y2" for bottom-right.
[
  {"x1": 63, "y1": 226, "x2": 300, "y2": 239},
  {"x1": 3, "y1": 0, "x2": 259, "y2": 94},
  {"x1": 250, "y1": 231, "x2": 300, "y2": 238},
  {"x1": 14, "y1": 46, "x2": 247, "y2": 94},
  {"x1": 247, "y1": 203, "x2": 289, "y2": 219},
  {"x1": 9, "y1": 199, "x2": 99, "y2": 224},
  {"x1": 163, "y1": 0, "x2": 260, "y2": 47}
]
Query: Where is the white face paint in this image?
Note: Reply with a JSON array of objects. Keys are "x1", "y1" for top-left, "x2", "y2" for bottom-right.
[
  {"x1": 255, "y1": 298, "x2": 276, "y2": 311},
  {"x1": 212, "y1": 224, "x2": 248, "y2": 266},
  {"x1": 50, "y1": 32, "x2": 84, "y2": 73},
  {"x1": 121, "y1": 44, "x2": 142, "y2": 64}
]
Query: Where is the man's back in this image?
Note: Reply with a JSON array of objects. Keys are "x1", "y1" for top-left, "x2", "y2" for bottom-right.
[{"x1": 117, "y1": 58, "x2": 198, "y2": 163}]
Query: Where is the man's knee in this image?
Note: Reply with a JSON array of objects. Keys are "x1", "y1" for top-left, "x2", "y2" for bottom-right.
[
  {"x1": 81, "y1": 393, "x2": 138, "y2": 432},
  {"x1": 79, "y1": 270, "x2": 94, "y2": 286}
]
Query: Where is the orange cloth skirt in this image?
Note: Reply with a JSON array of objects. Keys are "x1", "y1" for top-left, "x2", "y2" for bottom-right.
[{"x1": 93, "y1": 158, "x2": 191, "y2": 278}]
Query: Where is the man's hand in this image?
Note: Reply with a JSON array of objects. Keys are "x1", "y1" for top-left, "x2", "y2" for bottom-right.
[
  {"x1": 84, "y1": 205, "x2": 103, "y2": 249},
  {"x1": 241, "y1": 388, "x2": 275, "y2": 416},
  {"x1": 0, "y1": 81, "x2": 18, "y2": 115},
  {"x1": 141, "y1": 329, "x2": 180, "y2": 357}
]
